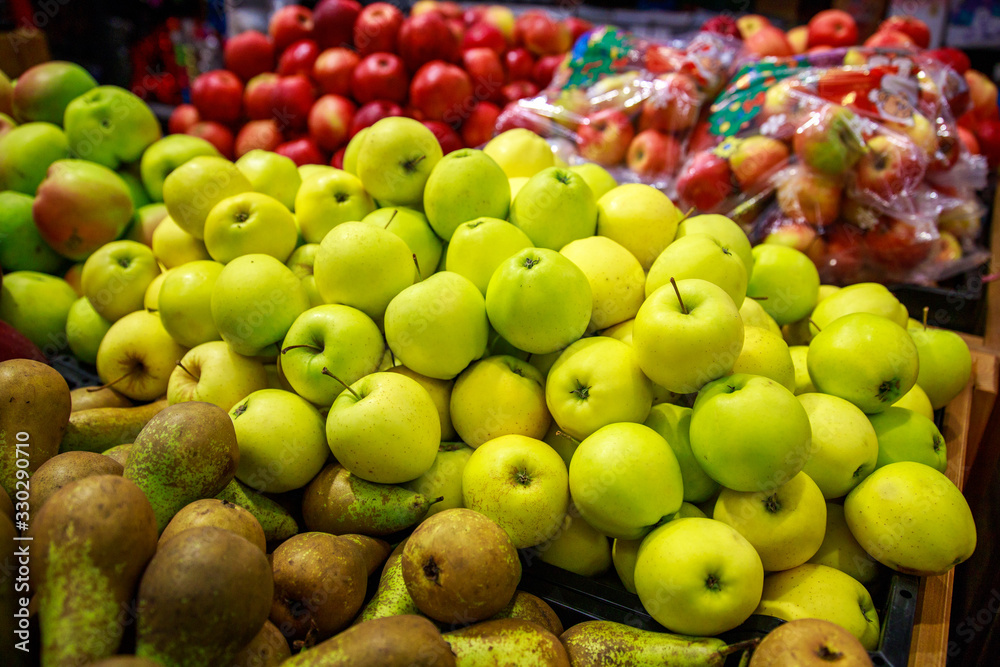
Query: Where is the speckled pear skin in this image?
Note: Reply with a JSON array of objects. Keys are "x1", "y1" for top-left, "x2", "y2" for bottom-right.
[
  {"x1": 488, "y1": 591, "x2": 563, "y2": 636},
  {"x1": 135, "y1": 526, "x2": 273, "y2": 667},
  {"x1": 228, "y1": 620, "x2": 290, "y2": 667},
  {"x1": 444, "y1": 618, "x2": 570, "y2": 666},
  {"x1": 28, "y1": 475, "x2": 158, "y2": 666},
  {"x1": 559, "y1": 620, "x2": 738, "y2": 667},
  {"x1": 216, "y1": 478, "x2": 299, "y2": 542},
  {"x1": 29, "y1": 451, "x2": 124, "y2": 513},
  {"x1": 340, "y1": 533, "x2": 392, "y2": 575},
  {"x1": 355, "y1": 540, "x2": 421, "y2": 624},
  {"x1": 281, "y1": 615, "x2": 457, "y2": 667},
  {"x1": 88, "y1": 658, "x2": 163, "y2": 667},
  {"x1": 124, "y1": 401, "x2": 239, "y2": 533}
]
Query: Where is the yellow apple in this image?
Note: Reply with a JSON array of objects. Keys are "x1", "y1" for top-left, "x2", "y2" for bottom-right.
[
  {"x1": 167, "y1": 340, "x2": 268, "y2": 411},
  {"x1": 731, "y1": 325, "x2": 795, "y2": 391},
  {"x1": 808, "y1": 502, "x2": 880, "y2": 584},
  {"x1": 151, "y1": 215, "x2": 211, "y2": 269},
  {"x1": 537, "y1": 507, "x2": 612, "y2": 577},
  {"x1": 560, "y1": 236, "x2": 645, "y2": 332},
  {"x1": 596, "y1": 184, "x2": 682, "y2": 271}
]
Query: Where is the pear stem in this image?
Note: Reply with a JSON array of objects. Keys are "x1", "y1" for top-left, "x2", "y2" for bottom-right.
[
  {"x1": 321, "y1": 368, "x2": 360, "y2": 399},
  {"x1": 922, "y1": 306, "x2": 929, "y2": 331},
  {"x1": 720, "y1": 638, "x2": 760, "y2": 657},
  {"x1": 88, "y1": 368, "x2": 136, "y2": 392},
  {"x1": 176, "y1": 361, "x2": 200, "y2": 381},
  {"x1": 670, "y1": 277, "x2": 688, "y2": 315},
  {"x1": 281, "y1": 344, "x2": 322, "y2": 354},
  {"x1": 554, "y1": 430, "x2": 581, "y2": 445},
  {"x1": 809, "y1": 318, "x2": 822, "y2": 333}
]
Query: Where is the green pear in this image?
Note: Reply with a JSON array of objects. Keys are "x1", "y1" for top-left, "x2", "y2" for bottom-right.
[
  {"x1": 60, "y1": 399, "x2": 167, "y2": 454},
  {"x1": 281, "y1": 615, "x2": 455, "y2": 666},
  {"x1": 444, "y1": 619, "x2": 570, "y2": 664},
  {"x1": 355, "y1": 540, "x2": 422, "y2": 623},
  {"x1": 489, "y1": 592, "x2": 564, "y2": 636},
  {"x1": 560, "y1": 620, "x2": 755, "y2": 667},
  {"x1": 216, "y1": 479, "x2": 299, "y2": 542}
]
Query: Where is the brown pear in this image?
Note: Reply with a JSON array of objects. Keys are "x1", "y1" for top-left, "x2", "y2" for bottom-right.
[
  {"x1": 70, "y1": 385, "x2": 132, "y2": 411},
  {"x1": 229, "y1": 620, "x2": 291, "y2": 667},
  {"x1": 355, "y1": 539, "x2": 421, "y2": 624},
  {"x1": 750, "y1": 618, "x2": 873, "y2": 666},
  {"x1": 403, "y1": 508, "x2": 520, "y2": 625},
  {"x1": 29, "y1": 451, "x2": 123, "y2": 513},
  {"x1": 489, "y1": 591, "x2": 563, "y2": 636},
  {"x1": 159, "y1": 498, "x2": 266, "y2": 552},
  {"x1": 341, "y1": 534, "x2": 392, "y2": 575},
  {"x1": 270, "y1": 532, "x2": 368, "y2": 643},
  {"x1": 0, "y1": 358, "x2": 71, "y2": 498},
  {"x1": 102, "y1": 443, "x2": 132, "y2": 467},
  {"x1": 135, "y1": 526, "x2": 273, "y2": 666},
  {"x1": 61, "y1": 399, "x2": 168, "y2": 453},
  {"x1": 444, "y1": 619, "x2": 570, "y2": 666},
  {"x1": 216, "y1": 478, "x2": 299, "y2": 542},
  {"x1": 280, "y1": 615, "x2": 456, "y2": 667},
  {"x1": 89, "y1": 659, "x2": 162, "y2": 667}
]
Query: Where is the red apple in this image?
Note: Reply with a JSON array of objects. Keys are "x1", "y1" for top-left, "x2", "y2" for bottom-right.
[
  {"x1": 463, "y1": 22, "x2": 506, "y2": 55},
  {"x1": 272, "y1": 74, "x2": 316, "y2": 131},
  {"x1": 688, "y1": 121, "x2": 717, "y2": 153},
  {"x1": 504, "y1": 48, "x2": 535, "y2": 83},
  {"x1": 744, "y1": 25, "x2": 793, "y2": 57},
  {"x1": 807, "y1": 9, "x2": 858, "y2": 49},
  {"x1": 0, "y1": 321, "x2": 48, "y2": 364},
  {"x1": 576, "y1": 109, "x2": 635, "y2": 166},
  {"x1": 976, "y1": 117, "x2": 1000, "y2": 167},
  {"x1": 351, "y1": 52, "x2": 409, "y2": 105},
  {"x1": 190, "y1": 70, "x2": 243, "y2": 124},
  {"x1": 463, "y1": 48, "x2": 505, "y2": 104},
  {"x1": 515, "y1": 10, "x2": 571, "y2": 56},
  {"x1": 447, "y1": 18, "x2": 467, "y2": 48},
  {"x1": 185, "y1": 121, "x2": 234, "y2": 159},
  {"x1": 410, "y1": 61, "x2": 474, "y2": 125},
  {"x1": 701, "y1": 15, "x2": 740, "y2": 39},
  {"x1": 277, "y1": 39, "x2": 320, "y2": 77},
  {"x1": 235, "y1": 120, "x2": 284, "y2": 157},
  {"x1": 495, "y1": 102, "x2": 552, "y2": 135},
  {"x1": 275, "y1": 137, "x2": 327, "y2": 166},
  {"x1": 436, "y1": 2, "x2": 464, "y2": 20},
  {"x1": 269, "y1": 5, "x2": 315, "y2": 55},
  {"x1": 925, "y1": 48, "x2": 971, "y2": 75},
  {"x1": 736, "y1": 15, "x2": 771, "y2": 39},
  {"x1": 564, "y1": 17, "x2": 593, "y2": 45},
  {"x1": 354, "y1": 2, "x2": 404, "y2": 57},
  {"x1": 729, "y1": 135, "x2": 790, "y2": 189},
  {"x1": 958, "y1": 126, "x2": 980, "y2": 155},
  {"x1": 645, "y1": 45, "x2": 686, "y2": 75},
  {"x1": 879, "y1": 15, "x2": 931, "y2": 49},
  {"x1": 764, "y1": 221, "x2": 819, "y2": 253},
  {"x1": 349, "y1": 99, "x2": 404, "y2": 137},
  {"x1": 168, "y1": 103, "x2": 200, "y2": 134},
  {"x1": 423, "y1": 120, "x2": 463, "y2": 154},
  {"x1": 398, "y1": 12, "x2": 460, "y2": 72},
  {"x1": 224, "y1": 30, "x2": 274, "y2": 82},
  {"x1": 676, "y1": 151, "x2": 733, "y2": 211},
  {"x1": 244, "y1": 73, "x2": 279, "y2": 120},
  {"x1": 626, "y1": 129, "x2": 682, "y2": 178},
  {"x1": 866, "y1": 218, "x2": 932, "y2": 272},
  {"x1": 532, "y1": 54, "x2": 564, "y2": 89},
  {"x1": 461, "y1": 101, "x2": 500, "y2": 148},
  {"x1": 463, "y1": 6, "x2": 487, "y2": 25},
  {"x1": 410, "y1": 0, "x2": 441, "y2": 16},
  {"x1": 331, "y1": 147, "x2": 346, "y2": 169},
  {"x1": 638, "y1": 72, "x2": 700, "y2": 133},
  {"x1": 500, "y1": 80, "x2": 540, "y2": 104},
  {"x1": 308, "y1": 94, "x2": 356, "y2": 152},
  {"x1": 864, "y1": 30, "x2": 915, "y2": 48},
  {"x1": 776, "y1": 166, "x2": 843, "y2": 227},
  {"x1": 819, "y1": 223, "x2": 866, "y2": 284},
  {"x1": 855, "y1": 134, "x2": 922, "y2": 201},
  {"x1": 965, "y1": 70, "x2": 999, "y2": 120},
  {"x1": 313, "y1": 48, "x2": 360, "y2": 97},
  {"x1": 313, "y1": 0, "x2": 362, "y2": 50}
]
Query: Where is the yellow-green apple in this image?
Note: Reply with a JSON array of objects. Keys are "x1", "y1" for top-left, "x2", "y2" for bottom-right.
[
  {"x1": 508, "y1": 177, "x2": 528, "y2": 199},
  {"x1": 143, "y1": 270, "x2": 169, "y2": 310},
  {"x1": 690, "y1": 374, "x2": 811, "y2": 493},
  {"x1": 341, "y1": 126, "x2": 368, "y2": 175},
  {"x1": 403, "y1": 442, "x2": 474, "y2": 516},
  {"x1": 732, "y1": 326, "x2": 796, "y2": 391},
  {"x1": 211, "y1": 254, "x2": 310, "y2": 357},
  {"x1": 797, "y1": 393, "x2": 878, "y2": 499},
  {"x1": 151, "y1": 215, "x2": 212, "y2": 268},
  {"x1": 869, "y1": 407, "x2": 946, "y2": 472},
  {"x1": 576, "y1": 109, "x2": 634, "y2": 166},
  {"x1": 234, "y1": 149, "x2": 302, "y2": 211},
  {"x1": 485, "y1": 247, "x2": 592, "y2": 355},
  {"x1": 626, "y1": 129, "x2": 682, "y2": 178},
  {"x1": 33, "y1": 159, "x2": 134, "y2": 260},
  {"x1": 644, "y1": 403, "x2": 719, "y2": 504},
  {"x1": 65, "y1": 296, "x2": 112, "y2": 364},
  {"x1": 907, "y1": 320, "x2": 972, "y2": 409},
  {"x1": 127, "y1": 202, "x2": 169, "y2": 247},
  {"x1": 729, "y1": 136, "x2": 789, "y2": 189},
  {"x1": 756, "y1": 564, "x2": 880, "y2": 650},
  {"x1": 635, "y1": 517, "x2": 764, "y2": 635},
  {"x1": 279, "y1": 304, "x2": 385, "y2": 405},
  {"x1": 676, "y1": 151, "x2": 734, "y2": 212},
  {"x1": 0, "y1": 191, "x2": 63, "y2": 272},
  {"x1": 568, "y1": 163, "x2": 617, "y2": 200},
  {"x1": 596, "y1": 183, "x2": 683, "y2": 271},
  {"x1": 675, "y1": 213, "x2": 754, "y2": 276},
  {"x1": 423, "y1": 148, "x2": 510, "y2": 241},
  {"x1": 787, "y1": 25, "x2": 809, "y2": 53},
  {"x1": 739, "y1": 297, "x2": 781, "y2": 337},
  {"x1": 714, "y1": 472, "x2": 827, "y2": 571},
  {"x1": 537, "y1": 505, "x2": 612, "y2": 576},
  {"x1": 286, "y1": 244, "x2": 323, "y2": 307},
  {"x1": 96, "y1": 310, "x2": 187, "y2": 400},
  {"x1": 808, "y1": 502, "x2": 880, "y2": 584},
  {"x1": 746, "y1": 244, "x2": 819, "y2": 326},
  {"x1": 0, "y1": 271, "x2": 78, "y2": 352},
  {"x1": 891, "y1": 383, "x2": 934, "y2": 420},
  {"x1": 632, "y1": 278, "x2": 743, "y2": 394},
  {"x1": 450, "y1": 355, "x2": 550, "y2": 447},
  {"x1": 846, "y1": 461, "x2": 976, "y2": 576},
  {"x1": 203, "y1": 192, "x2": 298, "y2": 264},
  {"x1": 483, "y1": 128, "x2": 555, "y2": 178},
  {"x1": 63, "y1": 86, "x2": 161, "y2": 170},
  {"x1": 326, "y1": 371, "x2": 440, "y2": 483},
  {"x1": 139, "y1": 134, "x2": 220, "y2": 202},
  {"x1": 646, "y1": 233, "x2": 748, "y2": 306},
  {"x1": 855, "y1": 134, "x2": 922, "y2": 202},
  {"x1": 0, "y1": 122, "x2": 69, "y2": 194},
  {"x1": 560, "y1": 236, "x2": 645, "y2": 331},
  {"x1": 793, "y1": 106, "x2": 864, "y2": 176},
  {"x1": 384, "y1": 271, "x2": 489, "y2": 380},
  {"x1": 886, "y1": 112, "x2": 936, "y2": 157},
  {"x1": 808, "y1": 313, "x2": 919, "y2": 413},
  {"x1": 612, "y1": 537, "x2": 641, "y2": 592},
  {"x1": 361, "y1": 207, "x2": 442, "y2": 281},
  {"x1": 0, "y1": 69, "x2": 10, "y2": 114},
  {"x1": 313, "y1": 221, "x2": 414, "y2": 324},
  {"x1": 294, "y1": 168, "x2": 375, "y2": 243},
  {"x1": 81, "y1": 240, "x2": 159, "y2": 322},
  {"x1": 811, "y1": 282, "x2": 908, "y2": 330},
  {"x1": 168, "y1": 341, "x2": 268, "y2": 411},
  {"x1": 509, "y1": 167, "x2": 597, "y2": 251},
  {"x1": 463, "y1": 433, "x2": 569, "y2": 548},
  {"x1": 11, "y1": 60, "x2": 96, "y2": 124},
  {"x1": 157, "y1": 260, "x2": 225, "y2": 348},
  {"x1": 546, "y1": 337, "x2": 652, "y2": 441},
  {"x1": 736, "y1": 14, "x2": 770, "y2": 38},
  {"x1": 230, "y1": 388, "x2": 328, "y2": 493},
  {"x1": 386, "y1": 365, "x2": 457, "y2": 440},
  {"x1": 356, "y1": 117, "x2": 442, "y2": 207},
  {"x1": 445, "y1": 217, "x2": 533, "y2": 295},
  {"x1": 776, "y1": 166, "x2": 842, "y2": 226},
  {"x1": 163, "y1": 156, "x2": 252, "y2": 239}
]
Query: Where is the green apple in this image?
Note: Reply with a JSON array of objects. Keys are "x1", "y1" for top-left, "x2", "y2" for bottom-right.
[
  {"x1": 81, "y1": 240, "x2": 159, "y2": 322},
  {"x1": 11, "y1": 60, "x2": 96, "y2": 123},
  {"x1": 151, "y1": 215, "x2": 212, "y2": 269},
  {"x1": 384, "y1": 271, "x2": 488, "y2": 380},
  {"x1": 569, "y1": 422, "x2": 683, "y2": 539},
  {"x1": 0, "y1": 271, "x2": 78, "y2": 352},
  {"x1": 203, "y1": 192, "x2": 298, "y2": 264},
  {"x1": 892, "y1": 382, "x2": 934, "y2": 420},
  {"x1": 546, "y1": 337, "x2": 652, "y2": 441},
  {"x1": 755, "y1": 564, "x2": 880, "y2": 650},
  {"x1": 676, "y1": 214, "x2": 755, "y2": 277},
  {"x1": 746, "y1": 244, "x2": 819, "y2": 326},
  {"x1": 646, "y1": 233, "x2": 748, "y2": 307},
  {"x1": 509, "y1": 167, "x2": 597, "y2": 251},
  {"x1": 96, "y1": 310, "x2": 187, "y2": 400},
  {"x1": 537, "y1": 507, "x2": 612, "y2": 576},
  {"x1": 445, "y1": 217, "x2": 533, "y2": 295},
  {"x1": 808, "y1": 313, "x2": 919, "y2": 413},
  {"x1": 808, "y1": 502, "x2": 880, "y2": 584},
  {"x1": 0, "y1": 122, "x2": 69, "y2": 194},
  {"x1": 690, "y1": 374, "x2": 811, "y2": 493},
  {"x1": 635, "y1": 518, "x2": 764, "y2": 636},
  {"x1": 143, "y1": 270, "x2": 170, "y2": 310},
  {"x1": 403, "y1": 442, "x2": 474, "y2": 516},
  {"x1": 508, "y1": 176, "x2": 528, "y2": 199},
  {"x1": 341, "y1": 127, "x2": 368, "y2": 175},
  {"x1": 361, "y1": 207, "x2": 442, "y2": 281},
  {"x1": 423, "y1": 148, "x2": 510, "y2": 240},
  {"x1": 295, "y1": 169, "x2": 375, "y2": 243},
  {"x1": 118, "y1": 170, "x2": 151, "y2": 210},
  {"x1": 788, "y1": 345, "x2": 815, "y2": 394},
  {"x1": 63, "y1": 86, "x2": 161, "y2": 169},
  {"x1": 298, "y1": 165, "x2": 336, "y2": 182},
  {"x1": 486, "y1": 247, "x2": 591, "y2": 356},
  {"x1": 560, "y1": 236, "x2": 645, "y2": 331},
  {"x1": 714, "y1": 471, "x2": 827, "y2": 571},
  {"x1": 0, "y1": 191, "x2": 63, "y2": 272},
  {"x1": 158, "y1": 260, "x2": 225, "y2": 348},
  {"x1": 601, "y1": 318, "x2": 633, "y2": 344},
  {"x1": 868, "y1": 407, "x2": 946, "y2": 472},
  {"x1": 462, "y1": 433, "x2": 569, "y2": 548},
  {"x1": 230, "y1": 388, "x2": 328, "y2": 493},
  {"x1": 140, "y1": 135, "x2": 220, "y2": 202},
  {"x1": 326, "y1": 371, "x2": 440, "y2": 483},
  {"x1": 286, "y1": 244, "x2": 323, "y2": 307},
  {"x1": 279, "y1": 304, "x2": 385, "y2": 406},
  {"x1": 542, "y1": 421, "x2": 578, "y2": 469},
  {"x1": 386, "y1": 365, "x2": 457, "y2": 441},
  {"x1": 907, "y1": 321, "x2": 972, "y2": 409},
  {"x1": 356, "y1": 117, "x2": 442, "y2": 207},
  {"x1": 211, "y1": 254, "x2": 310, "y2": 357},
  {"x1": 595, "y1": 184, "x2": 682, "y2": 272},
  {"x1": 797, "y1": 393, "x2": 878, "y2": 499},
  {"x1": 163, "y1": 156, "x2": 252, "y2": 239},
  {"x1": 569, "y1": 163, "x2": 617, "y2": 200},
  {"x1": 632, "y1": 278, "x2": 743, "y2": 394},
  {"x1": 313, "y1": 221, "x2": 415, "y2": 324},
  {"x1": 739, "y1": 296, "x2": 781, "y2": 337},
  {"x1": 65, "y1": 296, "x2": 112, "y2": 365},
  {"x1": 732, "y1": 325, "x2": 795, "y2": 391},
  {"x1": 612, "y1": 538, "x2": 642, "y2": 593},
  {"x1": 643, "y1": 403, "x2": 719, "y2": 504},
  {"x1": 810, "y1": 282, "x2": 909, "y2": 330},
  {"x1": 450, "y1": 355, "x2": 550, "y2": 448},
  {"x1": 235, "y1": 149, "x2": 302, "y2": 211},
  {"x1": 483, "y1": 128, "x2": 555, "y2": 178},
  {"x1": 168, "y1": 340, "x2": 268, "y2": 411}
]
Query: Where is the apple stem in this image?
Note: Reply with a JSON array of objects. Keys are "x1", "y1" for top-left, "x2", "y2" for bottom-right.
[
  {"x1": 670, "y1": 277, "x2": 688, "y2": 315},
  {"x1": 809, "y1": 318, "x2": 822, "y2": 333},
  {"x1": 748, "y1": 295, "x2": 768, "y2": 301},
  {"x1": 176, "y1": 361, "x2": 200, "y2": 381},
  {"x1": 88, "y1": 368, "x2": 136, "y2": 392},
  {"x1": 412, "y1": 253, "x2": 421, "y2": 278},
  {"x1": 145, "y1": 307, "x2": 158, "y2": 314},
  {"x1": 922, "y1": 306, "x2": 929, "y2": 331},
  {"x1": 384, "y1": 210, "x2": 398, "y2": 229},
  {"x1": 554, "y1": 430, "x2": 581, "y2": 445},
  {"x1": 321, "y1": 367, "x2": 360, "y2": 399},
  {"x1": 677, "y1": 207, "x2": 696, "y2": 225},
  {"x1": 720, "y1": 638, "x2": 760, "y2": 657},
  {"x1": 281, "y1": 344, "x2": 323, "y2": 354}
]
